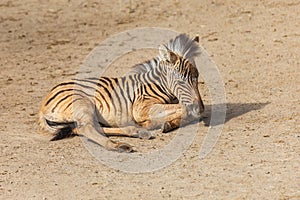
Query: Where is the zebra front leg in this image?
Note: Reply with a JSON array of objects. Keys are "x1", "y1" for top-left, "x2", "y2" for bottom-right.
[
  {"x1": 138, "y1": 103, "x2": 201, "y2": 133},
  {"x1": 159, "y1": 104, "x2": 201, "y2": 133},
  {"x1": 150, "y1": 104, "x2": 189, "y2": 133},
  {"x1": 134, "y1": 103, "x2": 190, "y2": 133}
]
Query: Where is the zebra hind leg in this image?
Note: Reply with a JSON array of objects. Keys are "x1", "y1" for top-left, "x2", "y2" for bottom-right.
[
  {"x1": 134, "y1": 129, "x2": 156, "y2": 139},
  {"x1": 102, "y1": 126, "x2": 156, "y2": 140},
  {"x1": 77, "y1": 123, "x2": 135, "y2": 152}
]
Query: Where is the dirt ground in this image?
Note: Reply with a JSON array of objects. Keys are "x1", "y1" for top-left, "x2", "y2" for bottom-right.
[{"x1": 0, "y1": 0, "x2": 299, "y2": 199}]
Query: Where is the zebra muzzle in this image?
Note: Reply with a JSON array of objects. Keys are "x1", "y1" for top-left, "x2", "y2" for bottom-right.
[{"x1": 186, "y1": 103, "x2": 202, "y2": 119}]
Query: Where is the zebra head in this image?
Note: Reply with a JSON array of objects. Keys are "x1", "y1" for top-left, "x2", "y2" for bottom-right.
[{"x1": 159, "y1": 44, "x2": 205, "y2": 117}]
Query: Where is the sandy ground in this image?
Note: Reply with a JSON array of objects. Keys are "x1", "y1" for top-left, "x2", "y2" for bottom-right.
[{"x1": 0, "y1": 0, "x2": 299, "y2": 199}]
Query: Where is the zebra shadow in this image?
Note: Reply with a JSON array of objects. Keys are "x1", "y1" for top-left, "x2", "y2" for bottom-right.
[{"x1": 201, "y1": 102, "x2": 270, "y2": 127}]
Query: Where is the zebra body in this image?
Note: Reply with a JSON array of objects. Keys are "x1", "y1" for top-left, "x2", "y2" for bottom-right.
[
  {"x1": 38, "y1": 34, "x2": 204, "y2": 152},
  {"x1": 41, "y1": 67, "x2": 175, "y2": 128}
]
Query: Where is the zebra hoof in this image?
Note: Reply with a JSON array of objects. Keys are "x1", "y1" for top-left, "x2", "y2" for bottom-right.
[
  {"x1": 136, "y1": 130, "x2": 156, "y2": 140},
  {"x1": 115, "y1": 142, "x2": 135, "y2": 153},
  {"x1": 162, "y1": 122, "x2": 173, "y2": 133}
]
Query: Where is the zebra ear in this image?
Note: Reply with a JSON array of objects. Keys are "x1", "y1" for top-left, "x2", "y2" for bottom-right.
[
  {"x1": 159, "y1": 45, "x2": 178, "y2": 63},
  {"x1": 193, "y1": 35, "x2": 199, "y2": 43}
]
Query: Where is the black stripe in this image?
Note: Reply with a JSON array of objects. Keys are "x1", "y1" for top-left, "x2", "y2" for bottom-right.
[
  {"x1": 122, "y1": 77, "x2": 130, "y2": 113},
  {"x1": 50, "y1": 82, "x2": 73, "y2": 91},
  {"x1": 96, "y1": 90, "x2": 110, "y2": 111},
  {"x1": 125, "y1": 79, "x2": 132, "y2": 104},
  {"x1": 46, "y1": 87, "x2": 94, "y2": 107},
  {"x1": 61, "y1": 95, "x2": 104, "y2": 112},
  {"x1": 136, "y1": 76, "x2": 143, "y2": 101},
  {"x1": 154, "y1": 82, "x2": 172, "y2": 100},
  {"x1": 60, "y1": 94, "x2": 103, "y2": 111},
  {"x1": 74, "y1": 82, "x2": 97, "y2": 90},
  {"x1": 153, "y1": 58, "x2": 159, "y2": 66},
  {"x1": 128, "y1": 75, "x2": 135, "y2": 103},
  {"x1": 116, "y1": 77, "x2": 128, "y2": 117},
  {"x1": 147, "y1": 84, "x2": 169, "y2": 103},
  {"x1": 98, "y1": 85, "x2": 112, "y2": 110},
  {"x1": 111, "y1": 78, "x2": 122, "y2": 114},
  {"x1": 121, "y1": 76, "x2": 126, "y2": 88},
  {"x1": 47, "y1": 81, "x2": 95, "y2": 106},
  {"x1": 119, "y1": 77, "x2": 127, "y2": 104},
  {"x1": 151, "y1": 68, "x2": 160, "y2": 80},
  {"x1": 46, "y1": 89, "x2": 73, "y2": 106},
  {"x1": 75, "y1": 79, "x2": 111, "y2": 111},
  {"x1": 144, "y1": 69, "x2": 152, "y2": 83},
  {"x1": 101, "y1": 78, "x2": 117, "y2": 112},
  {"x1": 131, "y1": 74, "x2": 140, "y2": 102},
  {"x1": 137, "y1": 72, "x2": 146, "y2": 83},
  {"x1": 97, "y1": 79, "x2": 112, "y2": 97},
  {"x1": 51, "y1": 81, "x2": 96, "y2": 92},
  {"x1": 146, "y1": 84, "x2": 165, "y2": 102},
  {"x1": 63, "y1": 98, "x2": 82, "y2": 111},
  {"x1": 98, "y1": 78, "x2": 114, "y2": 111},
  {"x1": 99, "y1": 77, "x2": 111, "y2": 86},
  {"x1": 51, "y1": 93, "x2": 73, "y2": 112}
]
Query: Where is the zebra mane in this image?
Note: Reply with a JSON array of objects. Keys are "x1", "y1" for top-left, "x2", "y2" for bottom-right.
[
  {"x1": 164, "y1": 33, "x2": 200, "y2": 61},
  {"x1": 128, "y1": 34, "x2": 200, "y2": 74}
]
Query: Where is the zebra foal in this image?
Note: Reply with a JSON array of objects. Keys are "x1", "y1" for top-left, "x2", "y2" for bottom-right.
[{"x1": 38, "y1": 34, "x2": 204, "y2": 152}]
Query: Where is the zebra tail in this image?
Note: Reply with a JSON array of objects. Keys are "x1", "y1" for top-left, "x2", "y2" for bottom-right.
[
  {"x1": 45, "y1": 119, "x2": 77, "y2": 141},
  {"x1": 38, "y1": 111, "x2": 77, "y2": 141}
]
